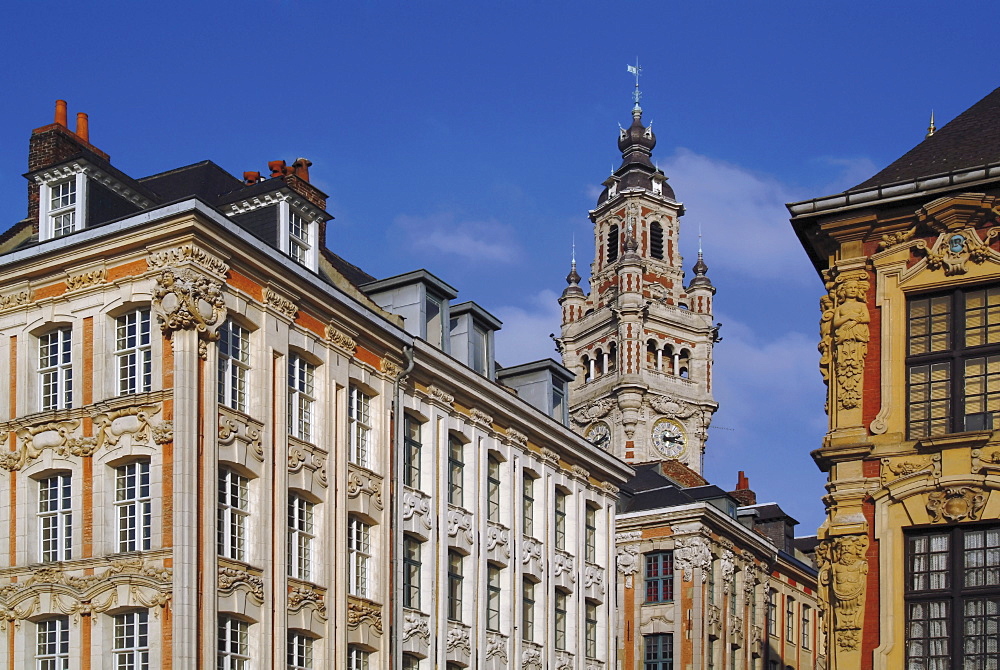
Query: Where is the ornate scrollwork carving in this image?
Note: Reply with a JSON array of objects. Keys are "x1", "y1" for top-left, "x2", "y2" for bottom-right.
[
  {"x1": 917, "y1": 227, "x2": 1000, "y2": 276},
  {"x1": 289, "y1": 585, "x2": 327, "y2": 619},
  {"x1": 0, "y1": 290, "x2": 31, "y2": 312},
  {"x1": 584, "y1": 564, "x2": 604, "y2": 590},
  {"x1": 600, "y1": 481, "x2": 620, "y2": 495},
  {"x1": 817, "y1": 534, "x2": 868, "y2": 651},
  {"x1": 218, "y1": 412, "x2": 264, "y2": 462},
  {"x1": 522, "y1": 645, "x2": 542, "y2": 670},
  {"x1": 326, "y1": 325, "x2": 357, "y2": 353},
  {"x1": 540, "y1": 448, "x2": 559, "y2": 465},
  {"x1": 926, "y1": 486, "x2": 986, "y2": 523},
  {"x1": 648, "y1": 395, "x2": 698, "y2": 419},
  {"x1": 505, "y1": 428, "x2": 527, "y2": 447},
  {"x1": 152, "y1": 268, "x2": 226, "y2": 358},
  {"x1": 347, "y1": 598, "x2": 382, "y2": 633},
  {"x1": 218, "y1": 567, "x2": 264, "y2": 604},
  {"x1": 428, "y1": 385, "x2": 454, "y2": 405},
  {"x1": 617, "y1": 544, "x2": 639, "y2": 588},
  {"x1": 380, "y1": 357, "x2": 403, "y2": 379},
  {"x1": 151, "y1": 421, "x2": 174, "y2": 444},
  {"x1": 570, "y1": 464, "x2": 590, "y2": 481},
  {"x1": 347, "y1": 470, "x2": 384, "y2": 510},
  {"x1": 402, "y1": 490, "x2": 432, "y2": 529},
  {"x1": 0, "y1": 597, "x2": 39, "y2": 631},
  {"x1": 877, "y1": 227, "x2": 916, "y2": 250},
  {"x1": 522, "y1": 537, "x2": 543, "y2": 570},
  {"x1": 263, "y1": 288, "x2": 297, "y2": 319},
  {"x1": 880, "y1": 454, "x2": 941, "y2": 484},
  {"x1": 92, "y1": 404, "x2": 163, "y2": 451},
  {"x1": 470, "y1": 407, "x2": 493, "y2": 426},
  {"x1": 403, "y1": 610, "x2": 430, "y2": 641},
  {"x1": 570, "y1": 398, "x2": 616, "y2": 425},
  {"x1": 446, "y1": 625, "x2": 471, "y2": 655},
  {"x1": 66, "y1": 268, "x2": 106, "y2": 291},
  {"x1": 149, "y1": 243, "x2": 229, "y2": 276},
  {"x1": 675, "y1": 534, "x2": 712, "y2": 582},
  {"x1": 447, "y1": 507, "x2": 475, "y2": 544},
  {"x1": 486, "y1": 523, "x2": 511, "y2": 558},
  {"x1": 2, "y1": 420, "x2": 80, "y2": 471},
  {"x1": 486, "y1": 632, "x2": 509, "y2": 663}
]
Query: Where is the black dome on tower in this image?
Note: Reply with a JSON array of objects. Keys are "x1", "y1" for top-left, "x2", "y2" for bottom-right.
[{"x1": 597, "y1": 106, "x2": 675, "y2": 206}]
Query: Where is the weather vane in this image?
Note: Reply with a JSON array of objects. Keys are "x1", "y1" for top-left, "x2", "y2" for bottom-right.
[{"x1": 627, "y1": 58, "x2": 642, "y2": 110}]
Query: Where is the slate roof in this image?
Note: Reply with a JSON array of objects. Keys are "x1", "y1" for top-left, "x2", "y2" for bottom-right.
[
  {"x1": 139, "y1": 161, "x2": 245, "y2": 205},
  {"x1": 854, "y1": 86, "x2": 1000, "y2": 189},
  {"x1": 620, "y1": 464, "x2": 736, "y2": 514}
]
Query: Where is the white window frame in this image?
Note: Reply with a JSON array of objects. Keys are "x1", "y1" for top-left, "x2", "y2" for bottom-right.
[
  {"x1": 116, "y1": 460, "x2": 152, "y2": 553},
  {"x1": 218, "y1": 469, "x2": 249, "y2": 561},
  {"x1": 113, "y1": 610, "x2": 150, "y2": 670},
  {"x1": 38, "y1": 474, "x2": 72, "y2": 562},
  {"x1": 218, "y1": 321, "x2": 250, "y2": 413},
  {"x1": 348, "y1": 516, "x2": 371, "y2": 598},
  {"x1": 278, "y1": 201, "x2": 318, "y2": 271},
  {"x1": 39, "y1": 327, "x2": 73, "y2": 411},
  {"x1": 36, "y1": 616, "x2": 70, "y2": 670},
  {"x1": 218, "y1": 616, "x2": 249, "y2": 670},
  {"x1": 116, "y1": 309, "x2": 152, "y2": 396},
  {"x1": 287, "y1": 631, "x2": 313, "y2": 670},
  {"x1": 348, "y1": 386, "x2": 372, "y2": 468},
  {"x1": 347, "y1": 646, "x2": 369, "y2": 670},
  {"x1": 38, "y1": 171, "x2": 87, "y2": 241},
  {"x1": 288, "y1": 354, "x2": 315, "y2": 442},
  {"x1": 288, "y1": 493, "x2": 314, "y2": 581}
]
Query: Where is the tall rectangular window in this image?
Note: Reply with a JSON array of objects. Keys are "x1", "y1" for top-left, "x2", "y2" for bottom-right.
[
  {"x1": 116, "y1": 461, "x2": 151, "y2": 553},
  {"x1": 347, "y1": 647, "x2": 369, "y2": 670},
  {"x1": 448, "y1": 437, "x2": 464, "y2": 507},
  {"x1": 487, "y1": 455, "x2": 501, "y2": 522},
  {"x1": 554, "y1": 590, "x2": 568, "y2": 650},
  {"x1": 471, "y1": 326, "x2": 488, "y2": 375},
  {"x1": 644, "y1": 633, "x2": 673, "y2": 670},
  {"x1": 36, "y1": 617, "x2": 70, "y2": 670},
  {"x1": 522, "y1": 473, "x2": 535, "y2": 537},
  {"x1": 288, "y1": 493, "x2": 314, "y2": 581},
  {"x1": 585, "y1": 505, "x2": 597, "y2": 563},
  {"x1": 708, "y1": 560, "x2": 716, "y2": 605},
  {"x1": 522, "y1": 578, "x2": 535, "y2": 642},
  {"x1": 786, "y1": 597, "x2": 795, "y2": 642},
  {"x1": 403, "y1": 535, "x2": 421, "y2": 610},
  {"x1": 767, "y1": 588, "x2": 777, "y2": 636},
  {"x1": 116, "y1": 309, "x2": 152, "y2": 395},
  {"x1": 113, "y1": 611, "x2": 149, "y2": 670},
  {"x1": 425, "y1": 295, "x2": 443, "y2": 348},
  {"x1": 39, "y1": 327, "x2": 72, "y2": 411},
  {"x1": 906, "y1": 525, "x2": 1000, "y2": 667},
  {"x1": 349, "y1": 386, "x2": 372, "y2": 468},
  {"x1": 218, "y1": 616, "x2": 249, "y2": 670},
  {"x1": 218, "y1": 321, "x2": 250, "y2": 413},
  {"x1": 802, "y1": 604, "x2": 810, "y2": 649},
  {"x1": 645, "y1": 551, "x2": 674, "y2": 603},
  {"x1": 403, "y1": 415, "x2": 421, "y2": 489},
  {"x1": 907, "y1": 286, "x2": 1000, "y2": 438},
  {"x1": 218, "y1": 469, "x2": 249, "y2": 561},
  {"x1": 287, "y1": 631, "x2": 313, "y2": 670},
  {"x1": 348, "y1": 517, "x2": 371, "y2": 598},
  {"x1": 487, "y1": 565, "x2": 502, "y2": 632},
  {"x1": 39, "y1": 474, "x2": 72, "y2": 562},
  {"x1": 288, "y1": 354, "x2": 315, "y2": 442},
  {"x1": 554, "y1": 490, "x2": 567, "y2": 551},
  {"x1": 585, "y1": 600, "x2": 598, "y2": 659},
  {"x1": 49, "y1": 180, "x2": 77, "y2": 237},
  {"x1": 288, "y1": 210, "x2": 311, "y2": 265},
  {"x1": 447, "y1": 550, "x2": 463, "y2": 622}
]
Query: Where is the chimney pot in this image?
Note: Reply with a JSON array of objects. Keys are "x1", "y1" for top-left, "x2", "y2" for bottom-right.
[
  {"x1": 268, "y1": 160, "x2": 287, "y2": 178},
  {"x1": 75, "y1": 112, "x2": 89, "y2": 142},
  {"x1": 292, "y1": 157, "x2": 312, "y2": 183},
  {"x1": 243, "y1": 171, "x2": 261, "y2": 184},
  {"x1": 55, "y1": 100, "x2": 68, "y2": 127}
]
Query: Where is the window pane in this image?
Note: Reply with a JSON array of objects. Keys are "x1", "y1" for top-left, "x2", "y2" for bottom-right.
[
  {"x1": 963, "y1": 355, "x2": 1000, "y2": 431},
  {"x1": 908, "y1": 362, "x2": 951, "y2": 439}
]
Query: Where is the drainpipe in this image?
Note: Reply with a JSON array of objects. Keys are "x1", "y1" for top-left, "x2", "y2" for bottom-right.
[{"x1": 392, "y1": 345, "x2": 415, "y2": 670}]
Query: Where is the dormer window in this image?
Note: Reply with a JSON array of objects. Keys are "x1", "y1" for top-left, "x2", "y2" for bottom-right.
[
  {"x1": 426, "y1": 295, "x2": 444, "y2": 348},
  {"x1": 50, "y1": 180, "x2": 77, "y2": 236},
  {"x1": 288, "y1": 210, "x2": 310, "y2": 264}
]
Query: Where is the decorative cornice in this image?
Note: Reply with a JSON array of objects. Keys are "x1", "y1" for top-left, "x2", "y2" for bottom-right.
[
  {"x1": 217, "y1": 566, "x2": 264, "y2": 604},
  {"x1": 65, "y1": 268, "x2": 105, "y2": 292},
  {"x1": 470, "y1": 408, "x2": 493, "y2": 427},
  {"x1": 148, "y1": 243, "x2": 229, "y2": 278},
  {"x1": 347, "y1": 597, "x2": 382, "y2": 634},
  {"x1": 326, "y1": 324, "x2": 357, "y2": 353},
  {"x1": 263, "y1": 288, "x2": 298, "y2": 319},
  {"x1": 505, "y1": 428, "x2": 528, "y2": 447},
  {"x1": 428, "y1": 385, "x2": 455, "y2": 406},
  {"x1": 0, "y1": 290, "x2": 32, "y2": 312}
]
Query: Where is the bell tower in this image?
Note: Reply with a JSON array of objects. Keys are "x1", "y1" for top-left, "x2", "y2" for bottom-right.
[{"x1": 559, "y1": 84, "x2": 719, "y2": 472}]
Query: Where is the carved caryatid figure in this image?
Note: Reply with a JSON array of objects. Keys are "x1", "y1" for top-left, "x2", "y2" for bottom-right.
[
  {"x1": 818, "y1": 293, "x2": 834, "y2": 383},
  {"x1": 820, "y1": 535, "x2": 868, "y2": 651},
  {"x1": 832, "y1": 278, "x2": 870, "y2": 409}
]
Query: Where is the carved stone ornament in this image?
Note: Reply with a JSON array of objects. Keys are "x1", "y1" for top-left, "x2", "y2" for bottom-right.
[
  {"x1": 555, "y1": 651, "x2": 574, "y2": 670},
  {"x1": 66, "y1": 268, "x2": 106, "y2": 291},
  {"x1": 92, "y1": 404, "x2": 163, "y2": 451},
  {"x1": 877, "y1": 227, "x2": 916, "y2": 250},
  {"x1": 880, "y1": 454, "x2": 941, "y2": 485},
  {"x1": 674, "y1": 534, "x2": 712, "y2": 582},
  {"x1": 148, "y1": 243, "x2": 229, "y2": 277},
  {"x1": 521, "y1": 645, "x2": 542, "y2": 670},
  {"x1": 972, "y1": 448, "x2": 1000, "y2": 474},
  {"x1": 429, "y1": 385, "x2": 455, "y2": 405},
  {"x1": 720, "y1": 550, "x2": 736, "y2": 594},
  {"x1": 617, "y1": 544, "x2": 639, "y2": 588},
  {"x1": 2, "y1": 419, "x2": 79, "y2": 471},
  {"x1": 152, "y1": 421, "x2": 174, "y2": 444},
  {"x1": 263, "y1": 288, "x2": 298, "y2": 319},
  {"x1": 505, "y1": 427, "x2": 528, "y2": 447},
  {"x1": 287, "y1": 443, "x2": 328, "y2": 487},
  {"x1": 648, "y1": 395, "x2": 698, "y2": 419},
  {"x1": 821, "y1": 269, "x2": 870, "y2": 410},
  {"x1": 486, "y1": 523, "x2": 512, "y2": 558},
  {"x1": 926, "y1": 486, "x2": 986, "y2": 523},
  {"x1": 447, "y1": 507, "x2": 475, "y2": 544},
  {"x1": 522, "y1": 537, "x2": 543, "y2": 570},
  {"x1": 600, "y1": 481, "x2": 620, "y2": 495},
  {"x1": 571, "y1": 464, "x2": 590, "y2": 481},
  {"x1": 540, "y1": 448, "x2": 559, "y2": 465},
  {"x1": 380, "y1": 357, "x2": 403, "y2": 379},
  {"x1": 470, "y1": 407, "x2": 493, "y2": 426},
  {"x1": 218, "y1": 567, "x2": 265, "y2": 604},
  {"x1": 584, "y1": 564, "x2": 605, "y2": 590},
  {"x1": 347, "y1": 598, "x2": 382, "y2": 633},
  {"x1": 0, "y1": 290, "x2": 31, "y2": 312},
  {"x1": 570, "y1": 398, "x2": 616, "y2": 426},
  {"x1": 486, "y1": 632, "x2": 509, "y2": 663},
  {"x1": 615, "y1": 531, "x2": 643, "y2": 543},
  {"x1": 347, "y1": 470, "x2": 384, "y2": 510},
  {"x1": 152, "y1": 268, "x2": 226, "y2": 358},
  {"x1": 743, "y1": 563, "x2": 757, "y2": 598},
  {"x1": 218, "y1": 412, "x2": 265, "y2": 462},
  {"x1": 326, "y1": 324, "x2": 357, "y2": 353},
  {"x1": 917, "y1": 227, "x2": 1000, "y2": 276},
  {"x1": 553, "y1": 551, "x2": 576, "y2": 580},
  {"x1": 403, "y1": 610, "x2": 430, "y2": 641},
  {"x1": 446, "y1": 625, "x2": 471, "y2": 654},
  {"x1": 288, "y1": 585, "x2": 327, "y2": 619},
  {"x1": 817, "y1": 534, "x2": 868, "y2": 651},
  {"x1": 402, "y1": 490, "x2": 432, "y2": 529}
]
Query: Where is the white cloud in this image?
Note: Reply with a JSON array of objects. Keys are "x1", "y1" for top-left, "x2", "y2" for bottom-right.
[
  {"x1": 493, "y1": 289, "x2": 563, "y2": 367},
  {"x1": 814, "y1": 156, "x2": 880, "y2": 193},
  {"x1": 654, "y1": 148, "x2": 811, "y2": 280},
  {"x1": 391, "y1": 211, "x2": 522, "y2": 264}
]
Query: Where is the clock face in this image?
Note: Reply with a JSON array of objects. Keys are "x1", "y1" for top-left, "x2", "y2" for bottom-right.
[
  {"x1": 651, "y1": 419, "x2": 686, "y2": 458},
  {"x1": 587, "y1": 422, "x2": 612, "y2": 450}
]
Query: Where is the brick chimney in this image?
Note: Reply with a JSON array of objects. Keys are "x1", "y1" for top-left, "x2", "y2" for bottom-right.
[
  {"x1": 728, "y1": 470, "x2": 757, "y2": 506},
  {"x1": 266, "y1": 157, "x2": 327, "y2": 211},
  {"x1": 26, "y1": 100, "x2": 110, "y2": 229}
]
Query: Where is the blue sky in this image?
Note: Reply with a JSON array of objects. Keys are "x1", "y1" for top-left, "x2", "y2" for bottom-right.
[{"x1": 3, "y1": 1, "x2": 999, "y2": 531}]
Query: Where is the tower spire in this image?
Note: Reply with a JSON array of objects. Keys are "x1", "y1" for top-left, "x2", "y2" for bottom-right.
[
  {"x1": 926, "y1": 109, "x2": 936, "y2": 138},
  {"x1": 627, "y1": 59, "x2": 642, "y2": 114}
]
